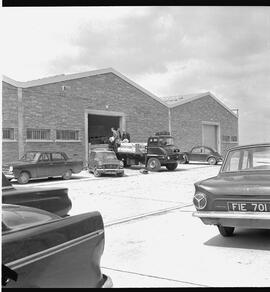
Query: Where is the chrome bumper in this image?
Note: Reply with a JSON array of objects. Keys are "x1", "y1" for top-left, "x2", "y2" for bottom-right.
[{"x1": 193, "y1": 211, "x2": 270, "y2": 229}]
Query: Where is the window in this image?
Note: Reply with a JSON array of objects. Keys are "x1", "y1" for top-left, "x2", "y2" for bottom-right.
[
  {"x1": 222, "y1": 135, "x2": 230, "y2": 142},
  {"x1": 2, "y1": 128, "x2": 15, "y2": 140},
  {"x1": 51, "y1": 152, "x2": 65, "y2": 161},
  {"x1": 56, "y1": 130, "x2": 79, "y2": 140},
  {"x1": 231, "y1": 136, "x2": 238, "y2": 142},
  {"x1": 39, "y1": 153, "x2": 50, "y2": 161},
  {"x1": 27, "y1": 128, "x2": 50, "y2": 140},
  {"x1": 192, "y1": 147, "x2": 203, "y2": 154},
  {"x1": 204, "y1": 148, "x2": 212, "y2": 154}
]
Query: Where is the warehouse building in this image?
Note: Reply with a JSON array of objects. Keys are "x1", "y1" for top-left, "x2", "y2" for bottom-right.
[{"x1": 2, "y1": 68, "x2": 238, "y2": 165}]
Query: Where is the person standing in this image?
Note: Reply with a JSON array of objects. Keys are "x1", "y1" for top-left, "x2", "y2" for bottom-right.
[{"x1": 122, "y1": 130, "x2": 130, "y2": 142}]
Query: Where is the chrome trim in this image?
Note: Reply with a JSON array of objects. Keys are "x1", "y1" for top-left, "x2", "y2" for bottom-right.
[
  {"x1": 5, "y1": 229, "x2": 104, "y2": 270},
  {"x1": 193, "y1": 211, "x2": 270, "y2": 220},
  {"x1": 101, "y1": 275, "x2": 113, "y2": 288}
]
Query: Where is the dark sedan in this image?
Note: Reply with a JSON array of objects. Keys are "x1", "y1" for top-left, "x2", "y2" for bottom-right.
[
  {"x1": 182, "y1": 146, "x2": 223, "y2": 165},
  {"x1": 2, "y1": 172, "x2": 71, "y2": 218},
  {"x1": 192, "y1": 143, "x2": 270, "y2": 236},
  {"x1": 2, "y1": 151, "x2": 83, "y2": 184},
  {"x1": 2, "y1": 204, "x2": 112, "y2": 288}
]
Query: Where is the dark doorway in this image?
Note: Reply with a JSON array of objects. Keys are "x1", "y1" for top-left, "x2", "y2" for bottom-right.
[{"x1": 88, "y1": 114, "x2": 120, "y2": 145}]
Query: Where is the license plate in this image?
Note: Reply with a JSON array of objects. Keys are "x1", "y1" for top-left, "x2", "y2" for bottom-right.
[{"x1": 227, "y1": 202, "x2": 270, "y2": 212}]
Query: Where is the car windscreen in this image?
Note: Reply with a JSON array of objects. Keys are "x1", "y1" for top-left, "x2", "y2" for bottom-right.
[
  {"x1": 159, "y1": 137, "x2": 174, "y2": 146},
  {"x1": 96, "y1": 152, "x2": 117, "y2": 160},
  {"x1": 222, "y1": 146, "x2": 270, "y2": 172},
  {"x1": 20, "y1": 152, "x2": 40, "y2": 162}
]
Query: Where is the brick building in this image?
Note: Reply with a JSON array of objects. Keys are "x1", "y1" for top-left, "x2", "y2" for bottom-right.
[{"x1": 2, "y1": 68, "x2": 238, "y2": 165}]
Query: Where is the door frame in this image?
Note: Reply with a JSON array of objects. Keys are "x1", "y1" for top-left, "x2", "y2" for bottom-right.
[
  {"x1": 201, "y1": 121, "x2": 221, "y2": 153},
  {"x1": 84, "y1": 109, "x2": 126, "y2": 165}
]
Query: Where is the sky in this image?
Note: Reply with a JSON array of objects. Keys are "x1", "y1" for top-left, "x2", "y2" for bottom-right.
[{"x1": 1, "y1": 6, "x2": 270, "y2": 145}]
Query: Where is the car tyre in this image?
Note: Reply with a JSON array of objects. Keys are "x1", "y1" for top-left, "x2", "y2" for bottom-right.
[
  {"x1": 17, "y1": 171, "x2": 30, "y2": 184},
  {"x1": 166, "y1": 163, "x2": 178, "y2": 171},
  {"x1": 218, "y1": 225, "x2": 235, "y2": 237},
  {"x1": 93, "y1": 167, "x2": 101, "y2": 177},
  {"x1": 147, "y1": 158, "x2": 161, "y2": 172},
  {"x1": 208, "y1": 157, "x2": 217, "y2": 165},
  {"x1": 62, "y1": 169, "x2": 72, "y2": 180}
]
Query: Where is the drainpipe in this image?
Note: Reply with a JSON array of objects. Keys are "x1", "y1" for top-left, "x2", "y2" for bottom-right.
[
  {"x1": 168, "y1": 107, "x2": 171, "y2": 134},
  {"x1": 17, "y1": 87, "x2": 24, "y2": 158}
]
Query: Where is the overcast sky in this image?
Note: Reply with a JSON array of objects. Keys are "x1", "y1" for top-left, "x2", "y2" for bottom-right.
[{"x1": 1, "y1": 6, "x2": 270, "y2": 144}]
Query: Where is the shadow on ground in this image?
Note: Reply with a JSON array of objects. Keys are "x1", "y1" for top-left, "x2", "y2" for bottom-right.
[{"x1": 204, "y1": 228, "x2": 270, "y2": 251}]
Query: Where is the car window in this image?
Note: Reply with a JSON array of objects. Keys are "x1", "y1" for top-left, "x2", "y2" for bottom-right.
[
  {"x1": 20, "y1": 152, "x2": 40, "y2": 162},
  {"x1": 51, "y1": 153, "x2": 65, "y2": 161},
  {"x1": 222, "y1": 146, "x2": 270, "y2": 172},
  {"x1": 204, "y1": 148, "x2": 212, "y2": 154},
  {"x1": 192, "y1": 147, "x2": 202, "y2": 154},
  {"x1": 149, "y1": 138, "x2": 158, "y2": 146},
  {"x1": 39, "y1": 153, "x2": 50, "y2": 161},
  {"x1": 2, "y1": 208, "x2": 58, "y2": 230}
]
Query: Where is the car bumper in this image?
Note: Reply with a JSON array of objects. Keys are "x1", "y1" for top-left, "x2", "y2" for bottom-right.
[
  {"x1": 193, "y1": 211, "x2": 270, "y2": 229},
  {"x1": 2, "y1": 171, "x2": 14, "y2": 180},
  {"x1": 97, "y1": 169, "x2": 124, "y2": 175}
]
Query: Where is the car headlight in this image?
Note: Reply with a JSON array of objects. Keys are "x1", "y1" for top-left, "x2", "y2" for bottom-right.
[
  {"x1": 9, "y1": 166, "x2": 13, "y2": 172},
  {"x1": 193, "y1": 192, "x2": 207, "y2": 210}
]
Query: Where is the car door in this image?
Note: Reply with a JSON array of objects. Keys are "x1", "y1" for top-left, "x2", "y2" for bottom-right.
[
  {"x1": 50, "y1": 152, "x2": 67, "y2": 177},
  {"x1": 189, "y1": 147, "x2": 205, "y2": 162},
  {"x1": 2, "y1": 206, "x2": 106, "y2": 288},
  {"x1": 36, "y1": 153, "x2": 51, "y2": 178}
]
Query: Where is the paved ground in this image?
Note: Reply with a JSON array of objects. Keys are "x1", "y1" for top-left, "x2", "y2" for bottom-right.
[{"x1": 14, "y1": 163, "x2": 270, "y2": 287}]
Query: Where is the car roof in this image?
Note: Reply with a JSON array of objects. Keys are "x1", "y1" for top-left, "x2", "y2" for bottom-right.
[{"x1": 227, "y1": 143, "x2": 270, "y2": 151}]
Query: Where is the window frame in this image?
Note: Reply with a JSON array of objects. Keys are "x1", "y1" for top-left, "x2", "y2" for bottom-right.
[
  {"x1": 55, "y1": 129, "x2": 80, "y2": 142},
  {"x1": 26, "y1": 128, "x2": 51, "y2": 142},
  {"x1": 2, "y1": 128, "x2": 15, "y2": 141}
]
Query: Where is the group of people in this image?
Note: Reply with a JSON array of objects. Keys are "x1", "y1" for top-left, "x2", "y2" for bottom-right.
[{"x1": 108, "y1": 127, "x2": 131, "y2": 151}]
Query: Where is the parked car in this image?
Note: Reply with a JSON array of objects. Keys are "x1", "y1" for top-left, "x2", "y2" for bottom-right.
[
  {"x1": 2, "y1": 172, "x2": 71, "y2": 217},
  {"x1": 2, "y1": 151, "x2": 84, "y2": 184},
  {"x1": 89, "y1": 149, "x2": 124, "y2": 177},
  {"x1": 193, "y1": 143, "x2": 270, "y2": 237},
  {"x1": 182, "y1": 146, "x2": 223, "y2": 165},
  {"x1": 2, "y1": 204, "x2": 112, "y2": 288}
]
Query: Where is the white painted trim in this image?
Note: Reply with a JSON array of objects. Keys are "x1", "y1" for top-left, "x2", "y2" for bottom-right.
[
  {"x1": 3, "y1": 68, "x2": 168, "y2": 107},
  {"x1": 201, "y1": 121, "x2": 221, "y2": 153},
  {"x1": 167, "y1": 92, "x2": 238, "y2": 119},
  {"x1": 85, "y1": 109, "x2": 126, "y2": 117},
  {"x1": 2, "y1": 139, "x2": 17, "y2": 142},
  {"x1": 25, "y1": 140, "x2": 54, "y2": 143},
  {"x1": 55, "y1": 140, "x2": 82, "y2": 143}
]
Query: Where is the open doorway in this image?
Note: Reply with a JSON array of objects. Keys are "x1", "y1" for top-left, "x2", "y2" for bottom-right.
[{"x1": 88, "y1": 114, "x2": 120, "y2": 145}]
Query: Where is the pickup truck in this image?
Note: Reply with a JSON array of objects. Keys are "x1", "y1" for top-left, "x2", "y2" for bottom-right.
[
  {"x1": 2, "y1": 151, "x2": 83, "y2": 184},
  {"x1": 115, "y1": 131, "x2": 184, "y2": 171}
]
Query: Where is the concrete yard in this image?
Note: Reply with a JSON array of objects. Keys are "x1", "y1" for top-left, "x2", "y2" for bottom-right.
[{"x1": 14, "y1": 163, "x2": 270, "y2": 287}]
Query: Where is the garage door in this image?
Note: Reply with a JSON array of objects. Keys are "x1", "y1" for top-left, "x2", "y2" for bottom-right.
[{"x1": 202, "y1": 124, "x2": 218, "y2": 151}]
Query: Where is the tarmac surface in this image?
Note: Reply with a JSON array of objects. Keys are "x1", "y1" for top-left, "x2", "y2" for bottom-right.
[{"x1": 14, "y1": 163, "x2": 270, "y2": 287}]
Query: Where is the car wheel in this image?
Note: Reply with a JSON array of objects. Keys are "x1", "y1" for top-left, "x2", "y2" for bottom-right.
[
  {"x1": 147, "y1": 158, "x2": 161, "y2": 172},
  {"x1": 62, "y1": 169, "x2": 72, "y2": 180},
  {"x1": 116, "y1": 172, "x2": 124, "y2": 177},
  {"x1": 17, "y1": 171, "x2": 30, "y2": 184},
  {"x1": 208, "y1": 157, "x2": 217, "y2": 165},
  {"x1": 218, "y1": 225, "x2": 235, "y2": 237},
  {"x1": 166, "y1": 163, "x2": 178, "y2": 171},
  {"x1": 93, "y1": 167, "x2": 101, "y2": 177}
]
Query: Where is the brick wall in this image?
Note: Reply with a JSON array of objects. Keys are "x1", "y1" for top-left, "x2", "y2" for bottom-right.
[
  {"x1": 2, "y1": 73, "x2": 169, "y2": 164},
  {"x1": 170, "y1": 95, "x2": 238, "y2": 155},
  {"x1": 2, "y1": 82, "x2": 19, "y2": 163}
]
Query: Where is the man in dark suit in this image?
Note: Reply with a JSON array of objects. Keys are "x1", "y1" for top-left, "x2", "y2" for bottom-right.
[{"x1": 121, "y1": 130, "x2": 130, "y2": 142}]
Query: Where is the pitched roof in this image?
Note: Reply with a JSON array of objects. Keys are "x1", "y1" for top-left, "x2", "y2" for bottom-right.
[
  {"x1": 2, "y1": 68, "x2": 168, "y2": 107},
  {"x1": 161, "y1": 91, "x2": 238, "y2": 118}
]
